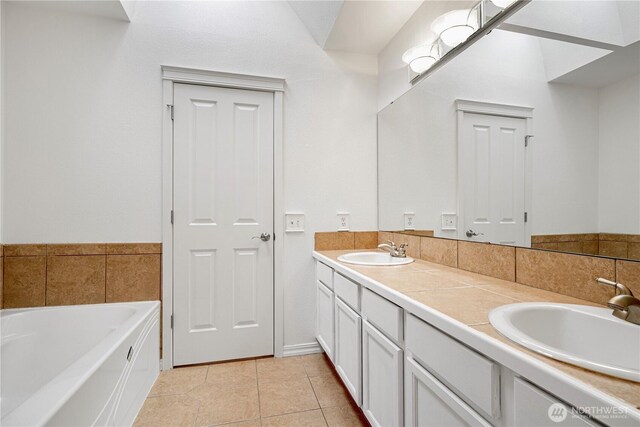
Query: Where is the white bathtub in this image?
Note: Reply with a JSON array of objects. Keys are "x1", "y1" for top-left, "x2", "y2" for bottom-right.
[{"x1": 1, "y1": 301, "x2": 160, "y2": 427}]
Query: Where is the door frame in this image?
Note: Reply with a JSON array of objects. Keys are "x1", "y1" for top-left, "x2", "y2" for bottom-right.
[
  {"x1": 161, "y1": 66, "x2": 285, "y2": 370},
  {"x1": 455, "y1": 99, "x2": 534, "y2": 247}
]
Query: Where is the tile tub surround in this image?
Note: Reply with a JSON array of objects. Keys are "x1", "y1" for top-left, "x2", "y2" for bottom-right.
[
  {"x1": 135, "y1": 355, "x2": 367, "y2": 427},
  {"x1": 2, "y1": 243, "x2": 162, "y2": 309},
  {"x1": 316, "y1": 249, "x2": 640, "y2": 413}
]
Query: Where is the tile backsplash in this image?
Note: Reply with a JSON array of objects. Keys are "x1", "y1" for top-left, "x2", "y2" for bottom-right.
[
  {"x1": 1, "y1": 243, "x2": 161, "y2": 309},
  {"x1": 532, "y1": 233, "x2": 640, "y2": 261},
  {"x1": 315, "y1": 232, "x2": 640, "y2": 306}
]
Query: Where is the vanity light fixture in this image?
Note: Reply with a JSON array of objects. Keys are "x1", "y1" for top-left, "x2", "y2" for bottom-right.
[
  {"x1": 402, "y1": 42, "x2": 442, "y2": 74},
  {"x1": 431, "y1": 7, "x2": 480, "y2": 47}
]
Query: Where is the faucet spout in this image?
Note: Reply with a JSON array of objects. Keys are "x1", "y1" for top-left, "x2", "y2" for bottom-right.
[
  {"x1": 597, "y1": 278, "x2": 640, "y2": 325},
  {"x1": 377, "y1": 241, "x2": 408, "y2": 258}
]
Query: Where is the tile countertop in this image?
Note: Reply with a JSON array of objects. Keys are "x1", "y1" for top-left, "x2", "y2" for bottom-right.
[{"x1": 313, "y1": 249, "x2": 640, "y2": 424}]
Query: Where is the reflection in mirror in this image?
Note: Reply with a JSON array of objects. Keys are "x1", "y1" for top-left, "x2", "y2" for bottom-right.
[{"x1": 378, "y1": 0, "x2": 640, "y2": 261}]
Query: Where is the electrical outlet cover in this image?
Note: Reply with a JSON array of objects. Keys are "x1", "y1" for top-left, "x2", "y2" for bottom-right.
[
  {"x1": 404, "y1": 212, "x2": 416, "y2": 230},
  {"x1": 337, "y1": 212, "x2": 350, "y2": 231},
  {"x1": 285, "y1": 213, "x2": 305, "y2": 232},
  {"x1": 441, "y1": 213, "x2": 457, "y2": 230}
]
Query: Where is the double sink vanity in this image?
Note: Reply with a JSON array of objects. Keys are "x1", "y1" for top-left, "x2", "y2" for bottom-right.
[{"x1": 313, "y1": 249, "x2": 640, "y2": 427}]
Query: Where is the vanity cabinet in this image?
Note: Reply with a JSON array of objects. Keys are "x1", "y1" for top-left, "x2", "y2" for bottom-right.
[
  {"x1": 315, "y1": 262, "x2": 335, "y2": 360},
  {"x1": 334, "y1": 296, "x2": 362, "y2": 405},
  {"x1": 362, "y1": 319, "x2": 403, "y2": 427}
]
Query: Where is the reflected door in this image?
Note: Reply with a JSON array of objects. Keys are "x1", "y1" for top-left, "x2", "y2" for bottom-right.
[
  {"x1": 461, "y1": 113, "x2": 526, "y2": 246},
  {"x1": 173, "y1": 83, "x2": 274, "y2": 365}
]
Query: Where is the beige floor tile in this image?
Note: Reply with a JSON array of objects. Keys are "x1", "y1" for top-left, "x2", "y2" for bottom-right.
[
  {"x1": 149, "y1": 365, "x2": 208, "y2": 396},
  {"x1": 133, "y1": 394, "x2": 199, "y2": 427},
  {"x1": 257, "y1": 356, "x2": 307, "y2": 382},
  {"x1": 309, "y1": 374, "x2": 351, "y2": 408},
  {"x1": 189, "y1": 382, "x2": 260, "y2": 426},
  {"x1": 322, "y1": 403, "x2": 367, "y2": 427},
  {"x1": 218, "y1": 421, "x2": 261, "y2": 427},
  {"x1": 258, "y1": 376, "x2": 320, "y2": 417},
  {"x1": 300, "y1": 353, "x2": 333, "y2": 377},
  {"x1": 206, "y1": 359, "x2": 257, "y2": 387},
  {"x1": 261, "y1": 410, "x2": 327, "y2": 427}
]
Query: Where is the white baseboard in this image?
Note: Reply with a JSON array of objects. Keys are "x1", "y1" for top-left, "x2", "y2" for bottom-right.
[{"x1": 282, "y1": 341, "x2": 324, "y2": 357}]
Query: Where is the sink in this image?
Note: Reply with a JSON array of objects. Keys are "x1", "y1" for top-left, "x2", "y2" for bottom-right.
[
  {"x1": 337, "y1": 252, "x2": 414, "y2": 266},
  {"x1": 489, "y1": 303, "x2": 640, "y2": 382}
]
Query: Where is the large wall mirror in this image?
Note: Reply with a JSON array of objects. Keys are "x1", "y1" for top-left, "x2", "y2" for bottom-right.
[{"x1": 378, "y1": 0, "x2": 640, "y2": 261}]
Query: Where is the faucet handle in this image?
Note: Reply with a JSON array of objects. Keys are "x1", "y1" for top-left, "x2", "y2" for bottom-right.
[
  {"x1": 386, "y1": 240, "x2": 396, "y2": 247},
  {"x1": 398, "y1": 243, "x2": 408, "y2": 248},
  {"x1": 596, "y1": 278, "x2": 632, "y2": 296}
]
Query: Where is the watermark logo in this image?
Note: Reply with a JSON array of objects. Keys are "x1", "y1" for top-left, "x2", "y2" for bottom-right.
[{"x1": 548, "y1": 403, "x2": 568, "y2": 423}]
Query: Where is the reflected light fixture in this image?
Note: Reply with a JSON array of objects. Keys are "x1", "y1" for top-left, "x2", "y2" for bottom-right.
[
  {"x1": 491, "y1": 0, "x2": 516, "y2": 8},
  {"x1": 431, "y1": 8, "x2": 479, "y2": 47},
  {"x1": 402, "y1": 43, "x2": 441, "y2": 74}
]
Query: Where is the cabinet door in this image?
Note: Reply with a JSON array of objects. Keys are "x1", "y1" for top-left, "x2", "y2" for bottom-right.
[
  {"x1": 405, "y1": 357, "x2": 491, "y2": 427},
  {"x1": 362, "y1": 320, "x2": 403, "y2": 427},
  {"x1": 513, "y1": 378, "x2": 599, "y2": 427},
  {"x1": 316, "y1": 281, "x2": 335, "y2": 360},
  {"x1": 334, "y1": 297, "x2": 362, "y2": 405}
]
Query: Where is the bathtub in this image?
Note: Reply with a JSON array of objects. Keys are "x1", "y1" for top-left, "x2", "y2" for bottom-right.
[{"x1": 1, "y1": 301, "x2": 160, "y2": 427}]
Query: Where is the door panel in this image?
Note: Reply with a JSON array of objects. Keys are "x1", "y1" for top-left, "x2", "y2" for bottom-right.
[
  {"x1": 462, "y1": 113, "x2": 526, "y2": 246},
  {"x1": 173, "y1": 83, "x2": 274, "y2": 365}
]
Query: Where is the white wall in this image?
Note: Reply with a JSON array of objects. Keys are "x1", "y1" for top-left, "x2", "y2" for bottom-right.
[
  {"x1": 378, "y1": 30, "x2": 601, "y2": 236},
  {"x1": 3, "y1": 1, "x2": 378, "y2": 349},
  {"x1": 598, "y1": 73, "x2": 640, "y2": 234}
]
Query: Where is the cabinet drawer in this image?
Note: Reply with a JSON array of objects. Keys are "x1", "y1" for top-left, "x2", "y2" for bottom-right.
[
  {"x1": 316, "y1": 261, "x2": 333, "y2": 289},
  {"x1": 513, "y1": 378, "x2": 598, "y2": 426},
  {"x1": 334, "y1": 273, "x2": 360, "y2": 311},
  {"x1": 362, "y1": 288, "x2": 403, "y2": 344},
  {"x1": 406, "y1": 314, "x2": 500, "y2": 421}
]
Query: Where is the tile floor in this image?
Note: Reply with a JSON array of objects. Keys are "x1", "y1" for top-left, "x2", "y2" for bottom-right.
[{"x1": 134, "y1": 354, "x2": 369, "y2": 427}]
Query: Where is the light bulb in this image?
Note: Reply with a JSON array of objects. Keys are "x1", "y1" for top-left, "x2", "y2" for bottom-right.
[
  {"x1": 402, "y1": 43, "x2": 440, "y2": 74},
  {"x1": 409, "y1": 56, "x2": 437, "y2": 73},
  {"x1": 491, "y1": 0, "x2": 516, "y2": 8},
  {"x1": 431, "y1": 9, "x2": 479, "y2": 47}
]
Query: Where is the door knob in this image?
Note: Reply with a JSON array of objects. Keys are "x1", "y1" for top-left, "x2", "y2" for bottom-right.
[
  {"x1": 466, "y1": 229, "x2": 484, "y2": 238},
  {"x1": 252, "y1": 233, "x2": 271, "y2": 242}
]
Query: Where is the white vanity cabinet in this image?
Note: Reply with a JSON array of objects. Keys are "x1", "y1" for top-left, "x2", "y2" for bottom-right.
[{"x1": 315, "y1": 262, "x2": 334, "y2": 360}]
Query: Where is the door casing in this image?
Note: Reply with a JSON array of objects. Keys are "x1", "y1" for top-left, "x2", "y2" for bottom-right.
[
  {"x1": 161, "y1": 66, "x2": 285, "y2": 370},
  {"x1": 455, "y1": 99, "x2": 533, "y2": 247}
]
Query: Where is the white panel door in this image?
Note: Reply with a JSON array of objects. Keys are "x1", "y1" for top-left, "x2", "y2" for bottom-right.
[
  {"x1": 461, "y1": 113, "x2": 526, "y2": 246},
  {"x1": 334, "y1": 297, "x2": 362, "y2": 405},
  {"x1": 362, "y1": 320, "x2": 403, "y2": 427},
  {"x1": 173, "y1": 83, "x2": 274, "y2": 366}
]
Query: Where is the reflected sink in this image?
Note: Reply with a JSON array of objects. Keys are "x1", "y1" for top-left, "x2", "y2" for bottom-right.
[
  {"x1": 490, "y1": 303, "x2": 640, "y2": 382},
  {"x1": 337, "y1": 252, "x2": 414, "y2": 266}
]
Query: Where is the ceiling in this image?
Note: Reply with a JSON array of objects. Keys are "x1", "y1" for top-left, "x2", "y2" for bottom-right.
[
  {"x1": 289, "y1": 0, "x2": 424, "y2": 55},
  {"x1": 12, "y1": 0, "x2": 134, "y2": 22}
]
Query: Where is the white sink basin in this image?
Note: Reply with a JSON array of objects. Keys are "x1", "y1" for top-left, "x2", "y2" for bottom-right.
[
  {"x1": 337, "y1": 252, "x2": 414, "y2": 266},
  {"x1": 490, "y1": 303, "x2": 640, "y2": 382}
]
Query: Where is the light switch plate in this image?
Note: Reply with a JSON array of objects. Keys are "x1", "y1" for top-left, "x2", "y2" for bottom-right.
[
  {"x1": 285, "y1": 212, "x2": 305, "y2": 232},
  {"x1": 404, "y1": 212, "x2": 416, "y2": 230},
  {"x1": 441, "y1": 213, "x2": 457, "y2": 230},
  {"x1": 337, "y1": 212, "x2": 350, "y2": 231}
]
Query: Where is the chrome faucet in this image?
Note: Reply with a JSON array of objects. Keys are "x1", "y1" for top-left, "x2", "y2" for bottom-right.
[
  {"x1": 377, "y1": 240, "x2": 408, "y2": 258},
  {"x1": 597, "y1": 278, "x2": 640, "y2": 325}
]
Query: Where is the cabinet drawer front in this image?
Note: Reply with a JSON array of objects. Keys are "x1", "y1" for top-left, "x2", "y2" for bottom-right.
[
  {"x1": 316, "y1": 281, "x2": 335, "y2": 360},
  {"x1": 316, "y1": 261, "x2": 333, "y2": 289},
  {"x1": 405, "y1": 357, "x2": 491, "y2": 427},
  {"x1": 334, "y1": 273, "x2": 360, "y2": 311},
  {"x1": 514, "y1": 378, "x2": 598, "y2": 427},
  {"x1": 406, "y1": 314, "x2": 500, "y2": 420},
  {"x1": 361, "y1": 288, "x2": 403, "y2": 344}
]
